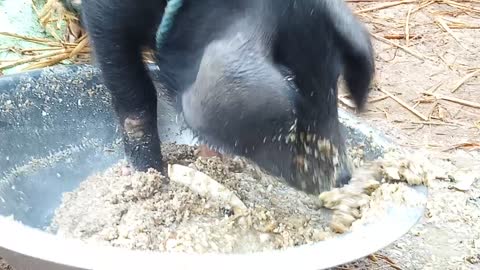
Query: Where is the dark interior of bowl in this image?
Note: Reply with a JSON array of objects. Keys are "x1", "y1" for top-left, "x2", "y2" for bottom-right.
[{"x1": 0, "y1": 64, "x2": 391, "y2": 231}]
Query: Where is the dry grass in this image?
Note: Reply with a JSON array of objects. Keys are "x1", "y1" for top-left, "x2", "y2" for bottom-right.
[
  {"x1": 0, "y1": 0, "x2": 155, "y2": 73},
  {"x1": 0, "y1": 0, "x2": 89, "y2": 72}
]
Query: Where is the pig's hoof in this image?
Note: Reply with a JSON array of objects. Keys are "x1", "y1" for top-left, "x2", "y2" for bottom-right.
[{"x1": 122, "y1": 115, "x2": 162, "y2": 173}]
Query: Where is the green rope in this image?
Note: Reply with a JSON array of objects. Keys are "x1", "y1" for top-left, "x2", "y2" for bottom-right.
[{"x1": 155, "y1": 0, "x2": 184, "y2": 49}]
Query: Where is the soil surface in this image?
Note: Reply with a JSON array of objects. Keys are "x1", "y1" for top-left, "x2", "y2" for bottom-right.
[
  {"x1": 0, "y1": 258, "x2": 12, "y2": 270},
  {"x1": 46, "y1": 142, "x2": 429, "y2": 255},
  {"x1": 333, "y1": 1, "x2": 480, "y2": 269}
]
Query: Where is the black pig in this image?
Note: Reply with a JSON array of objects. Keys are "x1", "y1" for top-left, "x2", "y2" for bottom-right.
[{"x1": 78, "y1": 0, "x2": 375, "y2": 194}]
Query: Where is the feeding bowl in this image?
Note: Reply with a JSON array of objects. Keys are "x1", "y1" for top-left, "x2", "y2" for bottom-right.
[{"x1": 0, "y1": 64, "x2": 427, "y2": 270}]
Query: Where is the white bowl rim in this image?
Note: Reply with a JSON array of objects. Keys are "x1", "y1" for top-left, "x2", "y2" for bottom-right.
[{"x1": 0, "y1": 186, "x2": 426, "y2": 270}]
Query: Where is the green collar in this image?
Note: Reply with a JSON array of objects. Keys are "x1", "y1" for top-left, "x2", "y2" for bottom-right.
[{"x1": 156, "y1": 0, "x2": 184, "y2": 48}]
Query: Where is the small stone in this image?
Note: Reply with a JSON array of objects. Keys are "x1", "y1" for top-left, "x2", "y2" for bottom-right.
[{"x1": 466, "y1": 254, "x2": 480, "y2": 264}]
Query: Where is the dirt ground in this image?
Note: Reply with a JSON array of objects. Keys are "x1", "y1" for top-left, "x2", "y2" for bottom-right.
[
  {"x1": 333, "y1": 1, "x2": 480, "y2": 269},
  {"x1": 1, "y1": 0, "x2": 480, "y2": 269}
]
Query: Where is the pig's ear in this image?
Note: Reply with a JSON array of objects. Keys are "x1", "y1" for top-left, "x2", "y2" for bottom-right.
[{"x1": 322, "y1": 0, "x2": 375, "y2": 111}]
